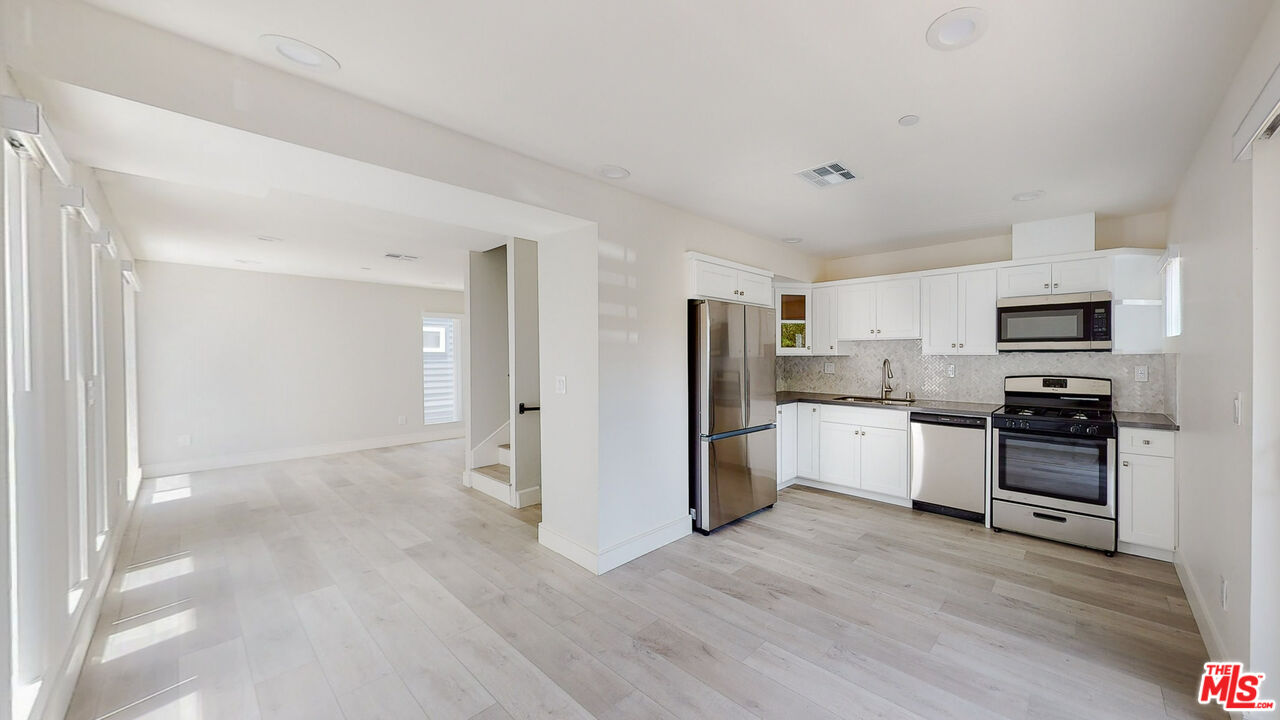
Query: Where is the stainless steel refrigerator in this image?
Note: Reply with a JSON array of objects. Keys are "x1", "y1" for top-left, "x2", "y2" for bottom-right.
[{"x1": 689, "y1": 299, "x2": 777, "y2": 534}]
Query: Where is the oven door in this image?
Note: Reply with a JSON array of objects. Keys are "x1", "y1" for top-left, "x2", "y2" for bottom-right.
[
  {"x1": 993, "y1": 429, "x2": 1116, "y2": 518},
  {"x1": 996, "y1": 293, "x2": 1110, "y2": 351}
]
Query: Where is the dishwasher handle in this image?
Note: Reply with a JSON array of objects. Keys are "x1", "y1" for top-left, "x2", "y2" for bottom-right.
[{"x1": 909, "y1": 412, "x2": 986, "y2": 429}]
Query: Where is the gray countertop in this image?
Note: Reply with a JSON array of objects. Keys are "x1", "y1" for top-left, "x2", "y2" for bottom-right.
[{"x1": 776, "y1": 391, "x2": 1180, "y2": 430}]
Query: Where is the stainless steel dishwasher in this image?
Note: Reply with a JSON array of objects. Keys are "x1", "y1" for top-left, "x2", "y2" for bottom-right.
[{"x1": 909, "y1": 412, "x2": 987, "y2": 523}]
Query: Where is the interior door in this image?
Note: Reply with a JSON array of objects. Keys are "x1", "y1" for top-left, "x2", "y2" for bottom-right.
[
  {"x1": 836, "y1": 284, "x2": 876, "y2": 340},
  {"x1": 921, "y1": 274, "x2": 958, "y2": 354},
  {"x1": 958, "y1": 269, "x2": 998, "y2": 354},
  {"x1": 509, "y1": 238, "x2": 541, "y2": 505}
]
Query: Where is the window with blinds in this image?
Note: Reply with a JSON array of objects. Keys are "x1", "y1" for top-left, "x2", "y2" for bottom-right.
[{"x1": 423, "y1": 317, "x2": 460, "y2": 424}]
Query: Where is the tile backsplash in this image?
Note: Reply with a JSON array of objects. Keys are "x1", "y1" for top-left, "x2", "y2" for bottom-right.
[{"x1": 777, "y1": 340, "x2": 1177, "y2": 416}]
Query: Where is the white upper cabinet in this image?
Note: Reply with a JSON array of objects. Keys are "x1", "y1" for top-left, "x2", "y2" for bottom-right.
[
  {"x1": 687, "y1": 254, "x2": 774, "y2": 307},
  {"x1": 921, "y1": 274, "x2": 959, "y2": 355},
  {"x1": 958, "y1": 269, "x2": 998, "y2": 355},
  {"x1": 998, "y1": 257, "x2": 1109, "y2": 298},
  {"x1": 776, "y1": 287, "x2": 811, "y2": 355},
  {"x1": 810, "y1": 287, "x2": 839, "y2": 355},
  {"x1": 836, "y1": 284, "x2": 877, "y2": 340},
  {"x1": 875, "y1": 279, "x2": 921, "y2": 339},
  {"x1": 835, "y1": 279, "x2": 919, "y2": 340},
  {"x1": 922, "y1": 270, "x2": 996, "y2": 355},
  {"x1": 997, "y1": 263, "x2": 1054, "y2": 297},
  {"x1": 1052, "y1": 257, "x2": 1110, "y2": 294}
]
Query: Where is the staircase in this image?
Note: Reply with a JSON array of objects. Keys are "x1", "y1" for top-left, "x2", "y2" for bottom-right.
[{"x1": 467, "y1": 443, "x2": 513, "y2": 503}]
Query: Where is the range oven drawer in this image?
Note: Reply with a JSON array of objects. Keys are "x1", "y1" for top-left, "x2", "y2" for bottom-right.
[{"x1": 992, "y1": 500, "x2": 1116, "y2": 552}]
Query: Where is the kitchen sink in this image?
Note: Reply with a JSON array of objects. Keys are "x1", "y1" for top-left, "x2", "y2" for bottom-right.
[{"x1": 832, "y1": 395, "x2": 916, "y2": 406}]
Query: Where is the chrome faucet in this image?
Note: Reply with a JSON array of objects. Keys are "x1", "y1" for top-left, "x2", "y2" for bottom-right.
[{"x1": 881, "y1": 358, "x2": 894, "y2": 399}]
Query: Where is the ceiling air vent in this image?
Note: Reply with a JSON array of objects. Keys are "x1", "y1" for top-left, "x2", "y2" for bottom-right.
[
  {"x1": 384, "y1": 253, "x2": 420, "y2": 261},
  {"x1": 795, "y1": 162, "x2": 855, "y2": 188}
]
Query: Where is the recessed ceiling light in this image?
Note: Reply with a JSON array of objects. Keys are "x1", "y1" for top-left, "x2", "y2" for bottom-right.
[
  {"x1": 1012, "y1": 190, "x2": 1045, "y2": 202},
  {"x1": 780, "y1": 237, "x2": 803, "y2": 244},
  {"x1": 258, "y1": 34, "x2": 341, "y2": 72},
  {"x1": 898, "y1": 115, "x2": 921, "y2": 127},
  {"x1": 598, "y1": 165, "x2": 631, "y2": 180},
  {"x1": 926, "y1": 8, "x2": 989, "y2": 51}
]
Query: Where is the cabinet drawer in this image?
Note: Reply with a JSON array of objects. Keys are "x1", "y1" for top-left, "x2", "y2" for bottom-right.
[
  {"x1": 819, "y1": 405, "x2": 909, "y2": 431},
  {"x1": 1119, "y1": 428, "x2": 1175, "y2": 458}
]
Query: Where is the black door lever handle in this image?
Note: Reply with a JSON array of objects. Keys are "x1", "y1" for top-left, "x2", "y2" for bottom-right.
[{"x1": 519, "y1": 403, "x2": 540, "y2": 414}]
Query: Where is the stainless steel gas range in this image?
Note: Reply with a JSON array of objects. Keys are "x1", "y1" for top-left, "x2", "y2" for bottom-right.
[{"x1": 991, "y1": 375, "x2": 1118, "y2": 555}]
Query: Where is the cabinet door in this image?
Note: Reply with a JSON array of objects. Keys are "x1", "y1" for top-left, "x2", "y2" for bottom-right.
[
  {"x1": 818, "y1": 421, "x2": 858, "y2": 488},
  {"x1": 836, "y1": 284, "x2": 876, "y2": 340},
  {"x1": 998, "y1": 263, "x2": 1053, "y2": 297},
  {"x1": 796, "y1": 403, "x2": 820, "y2": 478},
  {"x1": 875, "y1": 279, "x2": 921, "y2": 339},
  {"x1": 776, "y1": 289, "x2": 811, "y2": 355},
  {"x1": 1052, "y1": 258, "x2": 1108, "y2": 294},
  {"x1": 776, "y1": 404, "x2": 797, "y2": 484},
  {"x1": 957, "y1": 269, "x2": 998, "y2": 355},
  {"x1": 694, "y1": 261, "x2": 739, "y2": 301},
  {"x1": 737, "y1": 271, "x2": 774, "y2": 306},
  {"x1": 920, "y1": 274, "x2": 959, "y2": 355},
  {"x1": 858, "y1": 427, "x2": 908, "y2": 497},
  {"x1": 810, "y1": 287, "x2": 838, "y2": 354},
  {"x1": 1118, "y1": 454, "x2": 1176, "y2": 550}
]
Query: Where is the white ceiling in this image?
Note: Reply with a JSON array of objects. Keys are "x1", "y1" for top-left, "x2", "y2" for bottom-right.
[
  {"x1": 80, "y1": 0, "x2": 1271, "y2": 257},
  {"x1": 24, "y1": 80, "x2": 594, "y2": 288}
]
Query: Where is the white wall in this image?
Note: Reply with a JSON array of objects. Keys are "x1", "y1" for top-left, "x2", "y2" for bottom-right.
[
  {"x1": 1165, "y1": 2, "x2": 1280, "y2": 668},
  {"x1": 135, "y1": 261, "x2": 464, "y2": 476},
  {"x1": 11, "y1": 0, "x2": 821, "y2": 573},
  {"x1": 466, "y1": 245, "x2": 509, "y2": 455},
  {"x1": 1252, "y1": 135, "x2": 1280, "y2": 696}
]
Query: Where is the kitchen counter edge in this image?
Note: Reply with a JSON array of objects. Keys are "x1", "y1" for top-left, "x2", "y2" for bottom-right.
[{"x1": 776, "y1": 392, "x2": 1180, "y2": 430}]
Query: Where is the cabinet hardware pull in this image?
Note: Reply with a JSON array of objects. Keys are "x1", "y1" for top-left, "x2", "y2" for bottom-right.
[
  {"x1": 1043, "y1": 283, "x2": 1050, "y2": 289},
  {"x1": 1053, "y1": 283, "x2": 1059, "y2": 289},
  {"x1": 959, "y1": 343, "x2": 964, "y2": 348},
  {"x1": 951, "y1": 343, "x2": 956, "y2": 348},
  {"x1": 1122, "y1": 461, "x2": 1130, "y2": 467},
  {"x1": 1143, "y1": 439, "x2": 1151, "y2": 445}
]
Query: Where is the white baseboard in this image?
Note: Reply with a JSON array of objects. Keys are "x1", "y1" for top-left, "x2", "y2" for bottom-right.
[
  {"x1": 794, "y1": 479, "x2": 911, "y2": 508},
  {"x1": 466, "y1": 469, "x2": 512, "y2": 505},
  {"x1": 141, "y1": 426, "x2": 462, "y2": 478},
  {"x1": 597, "y1": 516, "x2": 691, "y2": 574},
  {"x1": 35, "y1": 492, "x2": 138, "y2": 720},
  {"x1": 514, "y1": 484, "x2": 541, "y2": 509},
  {"x1": 538, "y1": 516, "x2": 691, "y2": 576},
  {"x1": 1175, "y1": 554, "x2": 1229, "y2": 662},
  {"x1": 538, "y1": 523, "x2": 599, "y2": 574},
  {"x1": 778, "y1": 477, "x2": 798, "y2": 491},
  {"x1": 1118, "y1": 541, "x2": 1174, "y2": 563}
]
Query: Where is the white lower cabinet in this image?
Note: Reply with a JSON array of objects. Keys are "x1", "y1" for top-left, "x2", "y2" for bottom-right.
[
  {"x1": 858, "y1": 426, "x2": 909, "y2": 497},
  {"x1": 802, "y1": 405, "x2": 909, "y2": 503},
  {"x1": 819, "y1": 422, "x2": 858, "y2": 487},
  {"x1": 1117, "y1": 428, "x2": 1177, "y2": 558},
  {"x1": 776, "y1": 404, "x2": 797, "y2": 485},
  {"x1": 796, "y1": 403, "x2": 820, "y2": 478}
]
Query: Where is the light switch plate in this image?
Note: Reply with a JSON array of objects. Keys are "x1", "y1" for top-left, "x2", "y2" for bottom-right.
[
  {"x1": 1135, "y1": 365, "x2": 1148, "y2": 382},
  {"x1": 1234, "y1": 393, "x2": 1243, "y2": 426},
  {"x1": 823, "y1": 362, "x2": 835, "y2": 374},
  {"x1": 397, "y1": 415, "x2": 407, "y2": 425},
  {"x1": 555, "y1": 376, "x2": 567, "y2": 394}
]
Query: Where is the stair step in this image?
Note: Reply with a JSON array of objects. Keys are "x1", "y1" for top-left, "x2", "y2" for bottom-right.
[
  {"x1": 473, "y1": 464, "x2": 511, "y2": 485},
  {"x1": 497, "y1": 443, "x2": 512, "y2": 467}
]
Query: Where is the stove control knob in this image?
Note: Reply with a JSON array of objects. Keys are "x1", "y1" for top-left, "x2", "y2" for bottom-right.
[
  {"x1": 1069, "y1": 424, "x2": 1082, "y2": 434},
  {"x1": 1085, "y1": 425, "x2": 1099, "y2": 435}
]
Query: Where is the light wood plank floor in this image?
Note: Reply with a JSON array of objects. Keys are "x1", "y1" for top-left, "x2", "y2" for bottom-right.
[{"x1": 67, "y1": 440, "x2": 1221, "y2": 719}]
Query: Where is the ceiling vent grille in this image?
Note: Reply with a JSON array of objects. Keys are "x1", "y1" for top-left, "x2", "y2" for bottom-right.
[
  {"x1": 384, "y1": 253, "x2": 420, "y2": 261},
  {"x1": 795, "y1": 162, "x2": 855, "y2": 188}
]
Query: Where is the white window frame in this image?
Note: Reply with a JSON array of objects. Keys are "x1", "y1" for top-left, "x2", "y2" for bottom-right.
[{"x1": 422, "y1": 315, "x2": 462, "y2": 425}]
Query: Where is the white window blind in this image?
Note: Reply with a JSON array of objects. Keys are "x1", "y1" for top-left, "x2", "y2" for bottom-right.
[{"x1": 423, "y1": 317, "x2": 459, "y2": 424}]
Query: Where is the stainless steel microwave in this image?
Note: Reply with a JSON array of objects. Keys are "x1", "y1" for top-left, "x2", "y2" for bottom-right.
[{"x1": 996, "y1": 291, "x2": 1112, "y2": 352}]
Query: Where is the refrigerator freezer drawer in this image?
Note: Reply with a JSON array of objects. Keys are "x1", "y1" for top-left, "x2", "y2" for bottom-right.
[{"x1": 695, "y1": 428, "x2": 777, "y2": 533}]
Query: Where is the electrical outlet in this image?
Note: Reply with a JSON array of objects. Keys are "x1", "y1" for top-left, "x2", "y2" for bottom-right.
[
  {"x1": 555, "y1": 376, "x2": 567, "y2": 394},
  {"x1": 1220, "y1": 575, "x2": 1229, "y2": 610},
  {"x1": 177, "y1": 434, "x2": 191, "y2": 447},
  {"x1": 823, "y1": 362, "x2": 835, "y2": 374},
  {"x1": 397, "y1": 415, "x2": 407, "y2": 425},
  {"x1": 1234, "y1": 393, "x2": 1243, "y2": 426},
  {"x1": 1135, "y1": 365, "x2": 1148, "y2": 382},
  {"x1": 946, "y1": 364, "x2": 956, "y2": 378}
]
